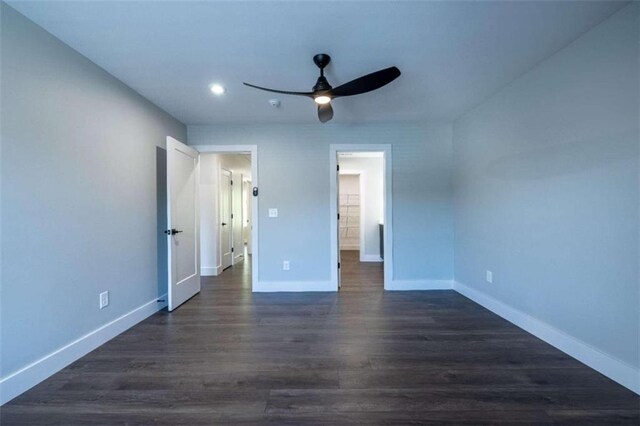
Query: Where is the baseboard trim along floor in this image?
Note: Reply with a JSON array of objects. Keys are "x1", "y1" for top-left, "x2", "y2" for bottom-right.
[
  {"x1": 0, "y1": 294, "x2": 168, "y2": 405},
  {"x1": 454, "y1": 281, "x2": 639, "y2": 395}
]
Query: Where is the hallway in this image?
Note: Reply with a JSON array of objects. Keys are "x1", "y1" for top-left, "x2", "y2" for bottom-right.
[
  {"x1": 2, "y1": 255, "x2": 638, "y2": 424},
  {"x1": 339, "y1": 250, "x2": 383, "y2": 292}
]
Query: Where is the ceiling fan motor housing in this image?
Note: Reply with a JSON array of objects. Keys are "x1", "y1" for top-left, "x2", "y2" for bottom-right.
[{"x1": 313, "y1": 76, "x2": 332, "y2": 92}]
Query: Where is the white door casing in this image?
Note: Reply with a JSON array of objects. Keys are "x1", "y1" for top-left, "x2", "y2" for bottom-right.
[
  {"x1": 193, "y1": 144, "x2": 259, "y2": 292},
  {"x1": 330, "y1": 144, "x2": 392, "y2": 291},
  {"x1": 220, "y1": 169, "x2": 233, "y2": 270},
  {"x1": 167, "y1": 136, "x2": 201, "y2": 311}
]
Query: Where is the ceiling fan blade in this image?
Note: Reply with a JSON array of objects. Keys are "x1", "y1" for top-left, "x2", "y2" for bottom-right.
[
  {"x1": 329, "y1": 66, "x2": 401, "y2": 98},
  {"x1": 318, "y1": 103, "x2": 334, "y2": 123},
  {"x1": 243, "y1": 82, "x2": 313, "y2": 97}
]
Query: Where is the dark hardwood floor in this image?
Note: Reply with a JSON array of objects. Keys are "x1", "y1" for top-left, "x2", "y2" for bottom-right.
[{"x1": 2, "y1": 251, "x2": 639, "y2": 425}]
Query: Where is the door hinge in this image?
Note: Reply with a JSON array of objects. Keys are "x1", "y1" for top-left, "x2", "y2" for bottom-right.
[
  {"x1": 337, "y1": 213, "x2": 340, "y2": 220},
  {"x1": 337, "y1": 164, "x2": 340, "y2": 171},
  {"x1": 231, "y1": 247, "x2": 234, "y2": 253},
  {"x1": 338, "y1": 262, "x2": 341, "y2": 269},
  {"x1": 231, "y1": 213, "x2": 234, "y2": 219},
  {"x1": 231, "y1": 180, "x2": 233, "y2": 185}
]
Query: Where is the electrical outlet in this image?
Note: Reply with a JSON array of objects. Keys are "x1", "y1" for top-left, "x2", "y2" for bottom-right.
[
  {"x1": 486, "y1": 270, "x2": 493, "y2": 283},
  {"x1": 283, "y1": 260, "x2": 290, "y2": 271},
  {"x1": 99, "y1": 291, "x2": 109, "y2": 309},
  {"x1": 269, "y1": 208, "x2": 278, "y2": 218}
]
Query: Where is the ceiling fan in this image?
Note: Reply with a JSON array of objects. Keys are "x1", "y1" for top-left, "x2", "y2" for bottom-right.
[{"x1": 243, "y1": 54, "x2": 401, "y2": 123}]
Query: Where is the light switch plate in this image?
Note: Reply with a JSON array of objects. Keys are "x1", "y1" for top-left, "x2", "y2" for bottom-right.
[
  {"x1": 283, "y1": 260, "x2": 290, "y2": 271},
  {"x1": 269, "y1": 208, "x2": 278, "y2": 218}
]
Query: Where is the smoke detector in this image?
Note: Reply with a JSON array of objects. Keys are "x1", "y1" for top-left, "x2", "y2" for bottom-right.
[{"x1": 268, "y1": 99, "x2": 281, "y2": 108}]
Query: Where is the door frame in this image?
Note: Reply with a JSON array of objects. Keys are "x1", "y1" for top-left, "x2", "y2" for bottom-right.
[
  {"x1": 330, "y1": 144, "x2": 392, "y2": 291},
  {"x1": 194, "y1": 145, "x2": 258, "y2": 291}
]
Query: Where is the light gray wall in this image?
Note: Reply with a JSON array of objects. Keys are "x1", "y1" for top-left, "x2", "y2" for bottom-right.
[
  {"x1": 453, "y1": 3, "x2": 639, "y2": 369},
  {"x1": 189, "y1": 123, "x2": 454, "y2": 284},
  {"x1": 339, "y1": 157, "x2": 384, "y2": 258},
  {"x1": 1, "y1": 3, "x2": 187, "y2": 378}
]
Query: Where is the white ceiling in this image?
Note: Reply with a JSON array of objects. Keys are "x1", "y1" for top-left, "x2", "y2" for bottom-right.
[{"x1": 9, "y1": 1, "x2": 626, "y2": 125}]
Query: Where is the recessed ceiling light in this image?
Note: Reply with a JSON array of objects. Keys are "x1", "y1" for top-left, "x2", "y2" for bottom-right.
[{"x1": 210, "y1": 84, "x2": 226, "y2": 95}]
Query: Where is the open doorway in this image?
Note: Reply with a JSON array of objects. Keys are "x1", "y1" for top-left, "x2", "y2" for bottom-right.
[
  {"x1": 197, "y1": 146, "x2": 258, "y2": 290},
  {"x1": 331, "y1": 145, "x2": 392, "y2": 291}
]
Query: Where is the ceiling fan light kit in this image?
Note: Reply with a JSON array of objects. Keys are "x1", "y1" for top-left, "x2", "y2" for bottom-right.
[{"x1": 244, "y1": 53, "x2": 401, "y2": 123}]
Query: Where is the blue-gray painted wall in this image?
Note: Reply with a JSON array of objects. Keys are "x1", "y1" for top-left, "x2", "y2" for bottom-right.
[
  {"x1": 188, "y1": 123, "x2": 455, "y2": 284},
  {"x1": 453, "y1": 4, "x2": 639, "y2": 369},
  {"x1": 1, "y1": 4, "x2": 186, "y2": 377}
]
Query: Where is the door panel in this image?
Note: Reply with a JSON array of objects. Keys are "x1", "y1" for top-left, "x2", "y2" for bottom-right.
[
  {"x1": 220, "y1": 169, "x2": 232, "y2": 269},
  {"x1": 167, "y1": 137, "x2": 200, "y2": 311},
  {"x1": 174, "y1": 150, "x2": 197, "y2": 282},
  {"x1": 232, "y1": 173, "x2": 244, "y2": 264}
]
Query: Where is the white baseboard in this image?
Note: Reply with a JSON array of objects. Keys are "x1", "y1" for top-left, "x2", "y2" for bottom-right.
[
  {"x1": 360, "y1": 254, "x2": 383, "y2": 262},
  {"x1": 0, "y1": 294, "x2": 167, "y2": 405},
  {"x1": 386, "y1": 280, "x2": 453, "y2": 291},
  {"x1": 233, "y1": 254, "x2": 244, "y2": 265},
  {"x1": 201, "y1": 265, "x2": 222, "y2": 276},
  {"x1": 453, "y1": 281, "x2": 639, "y2": 395},
  {"x1": 253, "y1": 280, "x2": 334, "y2": 292}
]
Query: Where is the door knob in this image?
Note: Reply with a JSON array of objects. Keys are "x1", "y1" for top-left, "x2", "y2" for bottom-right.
[
  {"x1": 221, "y1": 222, "x2": 227, "y2": 226},
  {"x1": 164, "y1": 229, "x2": 183, "y2": 235}
]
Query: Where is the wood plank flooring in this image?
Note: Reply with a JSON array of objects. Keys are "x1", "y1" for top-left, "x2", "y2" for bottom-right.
[{"x1": 2, "y1": 250, "x2": 639, "y2": 424}]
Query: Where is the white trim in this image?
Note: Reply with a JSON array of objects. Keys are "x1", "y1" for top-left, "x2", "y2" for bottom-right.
[
  {"x1": 201, "y1": 265, "x2": 222, "y2": 276},
  {"x1": 0, "y1": 295, "x2": 167, "y2": 405},
  {"x1": 193, "y1": 145, "x2": 258, "y2": 292},
  {"x1": 453, "y1": 281, "x2": 640, "y2": 395},
  {"x1": 361, "y1": 254, "x2": 383, "y2": 262},
  {"x1": 387, "y1": 280, "x2": 453, "y2": 291},
  {"x1": 330, "y1": 144, "x2": 393, "y2": 291},
  {"x1": 253, "y1": 280, "x2": 334, "y2": 292}
]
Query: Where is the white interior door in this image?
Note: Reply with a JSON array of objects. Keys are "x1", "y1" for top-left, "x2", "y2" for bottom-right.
[
  {"x1": 167, "y1": 136, "x2": 200, "y2": 311},
  {"x1": 232, "y1": 173, "x2": 244, "y2": 265},
  {"x1": 220, "y1": 169, "x2": 233, "y2": 269}
]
